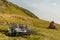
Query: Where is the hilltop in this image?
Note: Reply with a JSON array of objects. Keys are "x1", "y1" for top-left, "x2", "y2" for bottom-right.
[{"x1": 0, "y1": 0, "x2": 60, "y2": 40}]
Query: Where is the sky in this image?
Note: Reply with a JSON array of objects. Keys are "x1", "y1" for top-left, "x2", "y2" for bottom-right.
[{"x1": 8, "y1": 0, "x2": 60, "y2": 24}]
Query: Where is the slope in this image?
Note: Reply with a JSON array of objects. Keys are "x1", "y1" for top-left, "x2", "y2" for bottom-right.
[{"x1": 0, "y1": 0, "x2": 60, "y2": 40}]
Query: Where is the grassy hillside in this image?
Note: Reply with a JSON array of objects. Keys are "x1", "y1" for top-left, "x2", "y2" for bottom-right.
[{"x1": 0, "y1": 0, "x2": 60, "y2": 40}]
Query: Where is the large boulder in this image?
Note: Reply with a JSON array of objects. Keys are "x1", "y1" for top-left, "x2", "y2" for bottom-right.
[{"x1": 48, "y1": 21, "x2": 56, "y2": 29}]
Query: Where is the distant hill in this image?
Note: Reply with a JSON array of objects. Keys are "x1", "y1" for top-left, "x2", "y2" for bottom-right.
[
  {"x1": 0, "y1": 0, "x2": 49, "y2": 28},
  {"x1": 0, "y1": 0, "x2": 60, "y2": 40}
]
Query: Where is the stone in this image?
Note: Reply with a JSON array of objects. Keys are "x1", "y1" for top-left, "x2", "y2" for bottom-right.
[{"x1": 48, "y1": 21, "x2": 56, "y2": 29}]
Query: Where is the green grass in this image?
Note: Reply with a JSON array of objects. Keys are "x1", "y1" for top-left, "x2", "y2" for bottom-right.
[
  {"x1": 0, "y1": 26, "x2": 60, "y2": 40},
  {"x1": 0, "y1": 0, "x2": 60, "y2": 40}
]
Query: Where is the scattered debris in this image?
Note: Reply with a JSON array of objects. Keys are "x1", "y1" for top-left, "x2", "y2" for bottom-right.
[{"x1": 6, "y1": 24, "x2": 35, "y2": 36}]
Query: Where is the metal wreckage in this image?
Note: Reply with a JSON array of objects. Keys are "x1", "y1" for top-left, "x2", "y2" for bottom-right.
[{"x1": 6, "y1": 24, "x2": 35, "y2": 36}]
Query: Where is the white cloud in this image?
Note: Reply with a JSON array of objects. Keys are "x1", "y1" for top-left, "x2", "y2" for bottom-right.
[
  {"x1": 52, "y1": 3, "x2": 57, "y2": 6},
  {"x1": 8, "y1": 0, "x2": 60, "y2": 24}
]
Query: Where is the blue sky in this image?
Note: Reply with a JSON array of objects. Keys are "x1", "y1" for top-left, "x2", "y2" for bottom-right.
[{"x1": 8, "y1": 0, "x2": 60, "y2": 24}]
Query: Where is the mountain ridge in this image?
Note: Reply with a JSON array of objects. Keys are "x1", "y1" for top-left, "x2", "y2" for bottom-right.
[
  {"x1": 0, "y1": 0, "x2": 60, "y2": 40},
  {"x1": 0, "y1": 0, "x2": 39, "y2": 19}
]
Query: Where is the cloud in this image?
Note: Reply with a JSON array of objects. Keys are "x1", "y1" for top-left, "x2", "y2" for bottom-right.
[
  {"x1": 8, "y1": 0, "x2": 60, "y2": 23},
  {"x1": 52, "y1": 3, "x2": 57, "y2": 6},
  {"x1": 26, "y1": 0, "x2": 60, "y2": 23}
]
